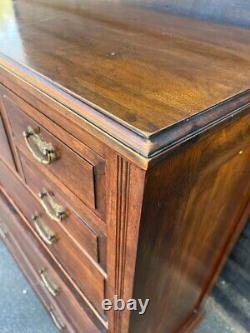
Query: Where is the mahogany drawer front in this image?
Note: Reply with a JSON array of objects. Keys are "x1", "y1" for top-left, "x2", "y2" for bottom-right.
[
  {"x1": 0, "y1": 113, "x2": 15, "y2": 169},
  {"x1": 1, "y1": 93, "x2": 106, "y2": 219},
  {"x1": 0, "y1": 193, "x2": 105, "y2": 333},
  {"x1": 20, "y1": 152, "x2": 104, "y2": 265},
  {"x1": 0, "y1": 158, "x2": 106, "y2": 318}
]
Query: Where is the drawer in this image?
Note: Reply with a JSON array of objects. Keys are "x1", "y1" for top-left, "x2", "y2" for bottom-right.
[
  {"x1": 0, "y1": 192, "x2": 105, "y2": 333},
  {"x1": 0, "y1": 158, "x2": 106, "y2": 318},
  {"x1": 0, "y1": 111, "x2": 15, "y2": 169},
  {"x1": 20, "y1": 152, "x2": 106, "y2": 267},
  {"x1": 1, "y1": 93, "x2": 106, "y2": 219}
]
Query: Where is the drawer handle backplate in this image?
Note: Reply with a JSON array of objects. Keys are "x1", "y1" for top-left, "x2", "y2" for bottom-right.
[
  {"x1": 23, "y1": 126, "x2": 57, "y2": 165},
  {"x1": 32, "y1": 213, "x2": 57, "y2": 245},
  {"x1": 39, "y1": 189, "x2": 67, "y2": 223},
  {"x1": 39, "y1": 268, "x2": 59, "y2": 297}
]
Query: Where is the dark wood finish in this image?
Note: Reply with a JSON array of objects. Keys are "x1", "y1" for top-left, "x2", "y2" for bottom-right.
[
  {"x1": 0, "y1": 112, "x2": 15, "y2": 168},
  {"x1": 211, "y1": 217, "x2": 250, "y2": 331},
  {"x1": 106, "y1": 156, "x2": 146, "y2": 333},
  {"x1": 2, "y1": 187, "x2": 108, "y2": 332},
  {"x1": 0, "y1": 2, "x2": 249, "y2": 333},
  {"x1": 1, "y1": 0, "x2": 250, "y2": 159},
  {"x1": 1, "y1": 92, "x2": 106, "y2": 217},
  {"x1": 0, "y1": 92, "x2": 26, "y2": 177},
  {"x1": 0, "y1": 158, "x2": 106, "y2": 319},
  {"x1": 130, "y1": 110, "x2": 250, "y2": 333},
  {"x1": 0, "y1": 0, "x2": 249, "y2": 134},
  {"x1": 0, "y1": 190, "x2": 105, "y2": 333},
  {"x1": 20, "y1": 152, "x2": 107, "y2": 268},
  {"x1": 2, "y1": 83, "x2": 107, "y2": 234}
]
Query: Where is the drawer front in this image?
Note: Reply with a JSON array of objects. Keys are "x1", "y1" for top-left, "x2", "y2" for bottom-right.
[
  {"x1": 1, "y1": 93, "x2": 106, "y2": 218},
  {"x1": 0, "y1": 159, "x2": 106, "y2": 318},
  {"x1": 0, "y1": 112, "x2": 15, "y2": 168},
  {"x1": 20, "y1": 152, "x2": 102, "y2": 265},
  {"x1": 0, "y1": 192, "x2": 104, "y2": 333}
]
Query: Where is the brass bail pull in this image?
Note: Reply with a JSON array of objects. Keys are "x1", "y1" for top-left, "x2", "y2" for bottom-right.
[{"x1": 23, "y1": 126, "x2": 57, "y2": 165}]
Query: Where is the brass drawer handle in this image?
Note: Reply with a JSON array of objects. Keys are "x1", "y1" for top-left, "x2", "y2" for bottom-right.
[
  {"x1": 32, "y1": 214, "x2": 57, "y2": 245},
  {"x1": 38, "y1": 189, "x2": 67, "y2": 223},
  {"x1": 48, "y1": 306, "x2": 65, "y2": 330},
  {"x1": 39, "y1": 268, "x2": 60, "y2": 297},
  {"x1": 23, "y1": 126, "x2": 57, "y2": 165}
]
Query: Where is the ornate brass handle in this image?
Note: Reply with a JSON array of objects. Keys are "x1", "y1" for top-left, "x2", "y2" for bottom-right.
[
  {"x1": 39, "y1": 268, "x2": 59, "y2": 297},
  {"x1": 38, "y1": 189, "x2": 67, "y2": 223},
  {"x1": 32, "y1": 214, "x2": 57, "y2": 245},
  {"x1": 48, "y1": 306, "x2": 65, "y2": 330},
  {"x1": 23, "y1": 126, "x2": 57, "y2": 165}
]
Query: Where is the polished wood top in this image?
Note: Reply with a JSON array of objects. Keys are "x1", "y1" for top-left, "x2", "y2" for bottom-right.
[{"x1": 0, "y1": 0, "x2": 250, "y2": 158}]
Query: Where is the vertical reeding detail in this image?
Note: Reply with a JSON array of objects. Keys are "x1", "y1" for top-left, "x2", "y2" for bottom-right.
[{"x1": 114, "y1": 156, "x2": 130, "y2": 333}]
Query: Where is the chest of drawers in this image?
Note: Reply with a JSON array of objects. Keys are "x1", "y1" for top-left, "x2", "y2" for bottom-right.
[{"x1": 0, "y1": 1, "x2": 249, "y2": 332}]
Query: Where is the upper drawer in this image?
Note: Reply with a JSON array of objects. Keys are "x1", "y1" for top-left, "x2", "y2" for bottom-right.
[
  {"x1": 0, "y1": 110, "x2": 15, "y2": 169},
  {"x1": 1, "y1": 93, "x2": 106, "y2": 219}
]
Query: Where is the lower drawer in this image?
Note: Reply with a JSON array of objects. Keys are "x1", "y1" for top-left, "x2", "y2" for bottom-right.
[
  {"x1": 0, "y1": 191, "x2": 105, "y2": 333},
  {"x1": 0, "y1": 158, "x2": 106, "y2": 317},
  {"x1": 20, "y1": 152, "x2": 106, "y2": 268}
]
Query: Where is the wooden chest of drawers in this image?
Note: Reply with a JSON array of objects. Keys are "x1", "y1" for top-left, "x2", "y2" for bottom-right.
[{"x1": 0, "y1": 1, "x2": 249, "y2": 332}]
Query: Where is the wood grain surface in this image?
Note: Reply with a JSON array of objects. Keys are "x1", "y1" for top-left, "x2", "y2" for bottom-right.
[
  {"x1": 0, "y1": 2, "x2": 250, "y2": 333},
  {"x1": 0, "y1": 112, "x2": 15, "y2": 168},
  {"x1": 130, "y1": 109, "x2": 250, "y2": 333},
  {"x1": 0, "y1": 0, "x2": 250, "y2": 156},
  {"x1": 0, "y1": 190, "x2": 105, "y2": 332}
]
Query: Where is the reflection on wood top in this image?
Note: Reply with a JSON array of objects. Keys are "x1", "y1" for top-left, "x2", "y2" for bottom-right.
[{"x1": 0, "y1": 0, "x2": 250, "y2": 158}]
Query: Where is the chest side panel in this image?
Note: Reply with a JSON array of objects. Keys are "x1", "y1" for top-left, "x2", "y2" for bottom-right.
[{"x1": 130, "y1": 109, "x2": 250, "y2": 333}]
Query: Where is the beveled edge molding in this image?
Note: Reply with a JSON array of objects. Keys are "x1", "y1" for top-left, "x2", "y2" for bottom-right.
[
  {"x1": 0, "y1": 53, "x2": 250, "y2": 166},
  {"x1": 150, "y1": 89, "x2": 250, "y2": 154}
]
